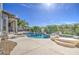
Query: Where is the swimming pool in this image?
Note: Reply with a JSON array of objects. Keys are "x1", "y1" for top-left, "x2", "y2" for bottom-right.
[{"x1": 26, "y1": 32, "x2": 50, "y2": 38}]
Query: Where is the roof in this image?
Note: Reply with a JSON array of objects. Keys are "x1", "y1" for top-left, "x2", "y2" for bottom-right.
[
  {"x1": 2, "y1": 10, "x2": 19, "y2": 20},
  {"x1": 2, "y1": 10, "x2": 15, "y2": 18}
]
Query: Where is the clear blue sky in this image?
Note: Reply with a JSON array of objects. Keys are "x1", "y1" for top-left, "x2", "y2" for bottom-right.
[{"x1": 3, "y1": 3, "x2": 79, "y2": 26}]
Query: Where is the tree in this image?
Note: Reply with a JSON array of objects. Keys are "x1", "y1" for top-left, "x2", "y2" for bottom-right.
[
  {"x1": 45, "y1": 25, "x2": 58, "y2": 34},
  {"x1": 30, "y1": 26, "x2": 41, "y2": 32},
  {"x1": 73, "y1": 24, "x2": 79, "y2": 35},
  {"x1": 17, "y1": 19, "x2": 28, "y2": 31}
]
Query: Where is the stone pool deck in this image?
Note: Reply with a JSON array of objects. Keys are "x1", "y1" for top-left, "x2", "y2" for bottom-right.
[{"x1": 8, "y1": 36, "x2": 79, "y2": 55}]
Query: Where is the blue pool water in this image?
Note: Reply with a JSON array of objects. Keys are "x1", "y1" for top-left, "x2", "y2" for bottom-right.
[{"x1": 26, "y1": 32, "x2": 50, "y2": 38}]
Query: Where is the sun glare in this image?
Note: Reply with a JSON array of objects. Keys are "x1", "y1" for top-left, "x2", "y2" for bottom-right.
[
  {"x1": 45, "y1": 3, "x2": 52, "y2": 7},
  {"x1": 42, "y1": 3, "x2": 56, "y2": 10}
]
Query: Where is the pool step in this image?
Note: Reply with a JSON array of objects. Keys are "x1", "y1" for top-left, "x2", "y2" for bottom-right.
[
  {"x1": 54, "y1": 39, "x2": 76, "y2": 48},
  {"x1": 56, "y1": 38, "x2": 79, "y2": 44}
]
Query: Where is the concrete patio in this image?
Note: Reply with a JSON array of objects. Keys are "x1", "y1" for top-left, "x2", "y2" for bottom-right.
[{"x1": 8, "y1": 36, "x2": 79, "y2": 55}]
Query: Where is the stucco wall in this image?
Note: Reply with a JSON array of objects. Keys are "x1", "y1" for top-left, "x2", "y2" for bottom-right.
[
  {"x1": 0, "y1": 19, "x2": 1, "y2": 36},
  {"x1": 0, "y1": 3, "x2": 2, "y2": 36}
]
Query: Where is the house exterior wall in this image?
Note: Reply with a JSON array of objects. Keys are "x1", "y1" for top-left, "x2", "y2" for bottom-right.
[
  {"x1": 9, "y1": 18, "x2": 17, "y2": 33},
  {"x1": 0, "y1": 4, "x2": 2, "y2": 36},
  {"x1": 1, "y1": 11, "x2": 18, "y2": 36},
  {"x1": 0, "y1": 13, "x2": 2, "y2": 36},
  {"x1": 2, "y1": 13, "x2": 8, "y2": 34}
]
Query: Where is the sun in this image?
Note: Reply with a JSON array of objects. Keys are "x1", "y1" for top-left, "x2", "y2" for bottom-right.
[
  {"x1": 45, "y1": 3, "x2": 52, "y2": 7},
  {"x1": 42, "y1": 3, "x2": 56, "y2": 10}
]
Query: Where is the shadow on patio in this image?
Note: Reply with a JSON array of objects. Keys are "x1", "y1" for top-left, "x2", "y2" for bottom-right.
[{"x1": 0, "y1": 40, "x2": 17, "y2": 55}]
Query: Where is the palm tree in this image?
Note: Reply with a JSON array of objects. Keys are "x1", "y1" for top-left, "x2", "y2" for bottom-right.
[{"x1": 17, "y1": 19, "x2": 28, "y2": 31}]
